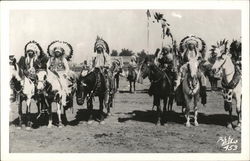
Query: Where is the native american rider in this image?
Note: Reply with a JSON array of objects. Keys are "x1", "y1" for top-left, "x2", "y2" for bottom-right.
[
  {"x1": 18, "y1": 41, "x2": 47, "y2": 82},
  {"x1": 46, "y1": 41, "x2": 73, "y2": 107},
  {"x1": 150, "y1": 33, "x2": 178, "y2": 96},
  {"x1": 89, "y1": 36, "x2": 112, "y2": 104},
  {"x1": 176, "y1": 35, "x2": 207, "y2": 105}
]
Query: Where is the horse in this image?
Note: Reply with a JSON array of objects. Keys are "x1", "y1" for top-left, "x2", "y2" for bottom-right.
[
  {"x1": 76, "y1": 68, "x2": 113, "y2": 124},
  {"x1": 140, "y1": 57, "x2": 172, "y2": 125},
  {"x1": 182, "y1": 58, "x2": 201, "y2": 127},
  {"x1": 127, "y1": 65, "x2": 137, "y2": 93},
  {"x1": 211, "y1": 40, "x2": 241, "y2": 131},
  {"x1": 36, "y1": 70, "x2": 77, "y2": 128},
  {"x1": 10, "y1": 63, "x2": 37, "y2": 130},
  {"x1": 111, "y1": 59, "x2": 122, "y2": 90}
]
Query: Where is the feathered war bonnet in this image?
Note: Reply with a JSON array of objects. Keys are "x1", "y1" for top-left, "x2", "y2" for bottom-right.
[
  {"x1": 47, "y1": 40, "x2": 73, "y2": 61},
  {"x1": 24, "y1": 40, "x2": 43, "y2": 57},
  {"x1": 94, "y1": 36, "x2": 110, "y2": 54},
  {"x1": 179, "y1": 35, "x2": 207, "y2": 59}
]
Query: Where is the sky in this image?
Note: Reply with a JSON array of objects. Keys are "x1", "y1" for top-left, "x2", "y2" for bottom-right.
[{"x1": 10, "y1": 10, "x2": 241, "y2": 63}]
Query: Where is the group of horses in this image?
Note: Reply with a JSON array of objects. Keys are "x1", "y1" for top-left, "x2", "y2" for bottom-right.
[
  {"x1": 10, "y1": 39, "x2": 241, "y2": 131},
  {"x1": 138, "y1": 39, "x2": 241, "y2": 131}
]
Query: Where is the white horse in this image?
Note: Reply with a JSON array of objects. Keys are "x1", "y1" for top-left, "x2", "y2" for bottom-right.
[
  {"x1": 182, "y1": 58, "x2": 200, "y2": 127},
  {"x1": 211, "y1": 40, "x2": 241, "y2": 131}
]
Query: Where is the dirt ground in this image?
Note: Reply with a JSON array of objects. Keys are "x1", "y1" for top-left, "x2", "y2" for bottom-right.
[{"x1": 9, "y1": 77, "x2": 241, "y2": 153}]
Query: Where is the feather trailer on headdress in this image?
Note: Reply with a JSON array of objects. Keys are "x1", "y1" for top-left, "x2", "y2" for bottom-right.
[
  {"x1": 94, "y1": 36, "x2": 110, "y2": 54},
  {"x1": 24, "y1": 40, "x2": 43, "y2": 57},
  {"x1": 47, "y1": 40, "x2": 73, "y2": 61},
  {"x1": 179, "y1": 35, "x2": 207, "y2": 59}
]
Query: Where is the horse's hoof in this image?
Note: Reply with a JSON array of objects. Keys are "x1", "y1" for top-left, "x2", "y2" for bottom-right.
[
  {"x1": 100, "y1": 121, "x2": 105, "y2": 125},
  {"x1": 58, "y1": 123, "x2": 63, "y2": 128},
  {"x1": 87, "y1": 120, "x2": 93, "y2": 125},
  {"x1": 194, "y1": 122, "x2": 199, "y2": 127},
  {"x1": 107, "y1": 112, "x2": 112, "y2": 116},
  {"x1": 185, "y1": 122, "x2": 191, "y2": 127},
  {"x1": 16, "y1": 126, "x2": 21, "y2": 130},
  {"x1": 155, "y1": 121, "x2": 161, "y2": 126},
  {"x1": 47, "y1": 124, "x2": 52, "y2": 129},
  {"x1": 26, "y1": 127, "x2": 31, "y2": 131},
  {"x1": 235, "y1": 126, "x2": 241, "y2": 131},
  {"x1": 227, "y1": 123, "x2": 233, "y2": 129}
]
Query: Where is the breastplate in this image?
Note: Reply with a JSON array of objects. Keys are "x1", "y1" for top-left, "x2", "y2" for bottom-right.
[{"x1": 50, "y1": 59, "x2": 65, "y2": 71}]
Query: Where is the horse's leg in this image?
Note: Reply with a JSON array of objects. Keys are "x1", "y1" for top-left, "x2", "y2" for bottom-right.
[
  {"x1": 162, "y1": 97, "x2": 168, "y2": 125},
  {"x1": 87, "y1": 97, "x2": 93, "y2": 124},
  {"x1": 129, "y1": 81, "x2": 132, "y2": 93},
  {"x1": 235, "y1": 94, "x2": 241, "y2": 131},
  {"x1": 56, "y1": 102, "x2": 63, "y2": 128},
  {"x1": 133, "y1": 81, "x2": 136, "y2": 93},
  {"x1": 47, "y1": 102, "x2": 52, "y2": 128},
  {"x1": 155, "y1": 96, "x2": 161, "y2": 125},
  {"x1": 116, "y1": 76, "x2": 119, "y2": 89},
  {"x1": 168, "y1": 95, "x2": 174, "y2": 111},
  {"x1": 99, "y1": 96, "x2": 105, "y2": 125},
  {"x1": 194, "y1": 95, "x2": 199, "y2": 127},
  {"x1": 184, "y1": 95, "x2": 191, "y2": 127},
  {"x1": 26, "y1": 98, "x2": 32, "y2": 130},
  {"x1": 17, "y1": 97, "x2": 23, "y2": 129},
  {"x1": 107, "y1": 95, "x2": 112, "y2": 116},
  {"x1": 227, "y1": 109, "x2": 233, "y2": 129}
]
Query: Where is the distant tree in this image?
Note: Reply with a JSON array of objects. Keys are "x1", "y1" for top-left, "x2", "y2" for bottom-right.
[
  {"x1": 111, "y1": 50, "x2": 119, "y2": 56},
  {"x1": 119, "y1": 48, "x2": 134, "y2": 56}
]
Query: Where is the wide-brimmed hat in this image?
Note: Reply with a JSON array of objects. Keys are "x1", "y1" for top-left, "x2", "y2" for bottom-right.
[{"x1": 48, "y1": 40, "x2": 73, "y2": 60}]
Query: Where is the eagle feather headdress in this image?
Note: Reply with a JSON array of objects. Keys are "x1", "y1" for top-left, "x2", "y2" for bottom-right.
[
  {"x1": 179, "y1": 35, "x2": 207, "y2": 59},
  {"x1": 24, "y1": 40, "x2": 44, "y2": 57},
  {"x1": 94, "y1": 36, "x2": 110, "y2": 54},
  {"x1": 47, "y1": 40, "x2": 73, "y2": 61}
]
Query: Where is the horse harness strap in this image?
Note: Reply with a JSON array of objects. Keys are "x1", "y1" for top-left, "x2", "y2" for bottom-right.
[
  {"x1": 221, "y1": 67, "x2": 241, "y2": 112},
  {"x1": 221, "y1": 67, "x2": 241, "y2": 89}
]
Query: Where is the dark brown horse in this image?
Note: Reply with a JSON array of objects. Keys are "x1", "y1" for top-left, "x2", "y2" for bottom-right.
[
  {"x1": 76, "y1": 68, "x2": 113, "y2": 124},
  {"x1": 127, "y1": 66, "x2": 137, "y2": 93},
  {"x1": 140, "y1": 57, "x2": 172, "y2": 125}
]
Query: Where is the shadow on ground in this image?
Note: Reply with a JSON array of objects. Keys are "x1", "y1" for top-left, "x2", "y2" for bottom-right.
[{"x1": 118, "y1": 110, "x2": 237, "y2": 127}]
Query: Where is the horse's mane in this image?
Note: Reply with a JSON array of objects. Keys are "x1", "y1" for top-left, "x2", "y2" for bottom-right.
[
  {"x1": 210, "y1": 39, "x2": 228, "y2": 57},
  {"x1": 230, "y1": 39, "x2": 241, "y2": 61}
]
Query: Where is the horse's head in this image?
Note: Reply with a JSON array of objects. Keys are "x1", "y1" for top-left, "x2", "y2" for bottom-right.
[
  {"x1": 210, "y1": 39, "x2": 229, "y2": 74},
  {"x1": 76, "y1": 74, "x2": 89, "y2": 105},
  {"x1": 187, "y1": 58, "x2": 199, "y2": 79},
  {"x1": 36, "y1": 70, "x2": 48, "y2": 93},
  {"x1": 139, "y1": 57, "x2": 152, "y2": 79}
]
